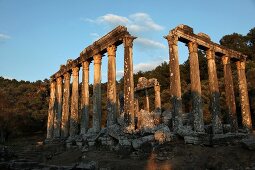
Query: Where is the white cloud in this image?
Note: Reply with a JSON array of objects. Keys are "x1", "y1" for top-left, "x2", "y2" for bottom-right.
[
  {"x1": 136, "y1": 37, "x2": 166, "y2": 49},
  {"x1": 83, "y1": 12, "x2": 164, "y2": 34},
  {"x1": 0, "y1": 33, "x2": 11, "y2": 41}
]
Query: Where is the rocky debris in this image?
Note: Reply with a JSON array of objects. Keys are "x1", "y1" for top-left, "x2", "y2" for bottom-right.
[
  {"x1": 154, "y1": 126, "x2": 173, "y2": 144},
  {"x1": 75, "y1": 161, "x2": 98, "y2": 170},
  {"x1": 184, "y1": 133, "x2": 210, "y2": 145},
  {"x1": 0, "y1": 146, "x2": 15, "y2": 161},
  {"x1": 222, "y1": 124, "x2": 232, "y2": 133},
  {"x1": 212, "y1": 133, "x2": 248, "y2": 145},
  {"x1": 132, "y1": 135, "x2": 154, "y2": 149},
  {"x1": 139, "y1": 109, "x2": 157, "y2": 132},
  {"x1": 162, "y1": 110, "x2": 172, "y2": 126},
  {"x1": 107, "y1": 124, "x2": 124, "y2": 140},
  {"x1": 241, "y1": 138, "x2": 255, "y2": 150}
]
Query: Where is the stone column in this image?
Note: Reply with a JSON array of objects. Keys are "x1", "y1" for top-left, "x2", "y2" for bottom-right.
[
  {"x1": 188, "y1": 41, "x2": 204, "y2": 133},
  {"x1": 69, "y1": 67, "x2": 80, "y2": 137},
  {"x1": 47, "y1": 80, "x2": 56, "y2": 139},
  {"x1": 107, "y1": 45, "x2": 117, "y2": 127},
  {"x1": 80, "y1": 60, "x2": 90, "y2": 135},
  {"x1": 134, "y1": 93, "x2": 140, "y2": 129},
  {"x1": 54, "y1": 76, "x2": 63, "y2": 138},
  {"x1": 154, "y1": 84, "x2": 161, "y2": 111},
  {"x1": 165, "y1": 33, "x2": 183, "y2": 132},
  {"x1": 236, "y1": 60, "x2": 252, "y2": 131},
  {"x1": 123, "y1": 35, "x2": 136, "y2": 127},
  {"x1": 206, "y1": 48, "x2": 223, "y2": 134},
  {"x1": 61, "y1": 72, "x2": 71, "y2": 138},
  {"x1": 222, "y1": 56, "x2": 238, "y2": 132},
  {"x1": 93, "y1": 54, "x2": 102, "y2": 133},
  {"x1": 144, "y1": 89, "x2": 150, "y2": 112}
]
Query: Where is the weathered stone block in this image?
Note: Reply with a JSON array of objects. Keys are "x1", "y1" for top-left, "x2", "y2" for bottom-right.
[
  {"x1": 132, "y1": 135, "x2": 154, "y2": 149},
  {"x1": 154, "y1": 126, "x2": 172, "y2": 144}
]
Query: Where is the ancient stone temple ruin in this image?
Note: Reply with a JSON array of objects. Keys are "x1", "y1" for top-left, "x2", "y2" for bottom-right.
[
  {"x1": 46, "y1": 26, "x2": 136, "y2": 141},
  {"x1": 164, "y1": 25, "x2": 252, "y2": 135},
  {"x1": 46, "y1": 24, "x2": 253, "y2": 147}
]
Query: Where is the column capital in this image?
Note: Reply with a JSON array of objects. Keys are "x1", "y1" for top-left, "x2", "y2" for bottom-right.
[
  {"x1": 56, "y1": 76, "x2": 62, "y2": 83},
  {"x1": 222, "y1": 55, "x2": 231, "y2": 65},
  {"x1": 188, "y1": 41, "x2": 198, "y2": 53},
  {"x1": 82, "y1": 60, "x2": 91, "y2": 70},
  {"x1": 236, "y1": 60, "x2": 246, "y2": 70},
  {"x1": 206, "y1": 48, "x2": 215, "y2": 60},
  {"x1": 63, "y1": 72, "x2": 71, "y2": 80},
  {"x1": 164, "y1": 33, "x2": 178, "y2": 45},
  {"x1": 123, "y1": 35, "x2": 136, "y2": 48},
  {"x1": 154, "y1": 84, "x2": 160, "y2": 92},
  {"x1": 107, "y1": 44, "x2": 117, "y2": 56},
  {"x1": 93, "y1": 54, "x2": 102, "y2": 64},
  {"x1": 72, "y1": 66, "x2": 80, "y2": 76}
]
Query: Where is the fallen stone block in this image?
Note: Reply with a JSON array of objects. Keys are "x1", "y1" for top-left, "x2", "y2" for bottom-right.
[
  {"x1": 132, "y1": 135, "x2": 154, "y2": 149},
  {"x1": 241, "y1": 138, "x2": 255, "y2": 150},
  {"x1": 154, "y1": 126, "x2": 173, "y2": 144}
]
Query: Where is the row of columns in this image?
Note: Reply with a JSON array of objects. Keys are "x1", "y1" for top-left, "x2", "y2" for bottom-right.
[
  {"x1": 47, "y1": 36, "x2": 135, "y2": 139},
  {"x1": 166, "y1": 33, "x2": 252, "y2": 133}
]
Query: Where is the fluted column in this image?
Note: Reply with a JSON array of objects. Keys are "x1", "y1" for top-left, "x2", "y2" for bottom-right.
[
  {"x1": 107, "y1": 45, "x2": 117, "y2": 127},
  {"x1": 144, "y1": 89, "x2": 150, "y2": 112},
  {"x1": 69, "y1": 67, "x2": 80, "y2": 137},
  {"x1": 206, "y1": 48, "x2": 223, "y2": 134},
  {"x1": 80, "y1": 61, "x2": 90, "y2": 135},
  {"x1": 54, "y1": 76, "x2": 63, "y2": 138},
  {"x1": 236, "y1": 60, "x2": 252, "y2": 131},
  {"x1": 123, "y1": 35, "x2": 136, "y2": 127},
  {"x1": 93, "y1": 54, "x2": 102, "y2": 133},
  {"x1": 165, "y1": 33, "x2": 183, "y2": 132},
  {"x1": 154, "y1": 84, "x2": 161, "y2": 111},
  {"x1": 188, "y1": 41, "x2": 204, "y2": 133},
  {"x1": 61, "y1": 72, "x2": 71, "y2": 138},
  {"x1": 47, "y1": 80, "x2": 56, "y2": 139},
  {"x1": 222, "y1": 56, "x2": 238, "y2": 132}
]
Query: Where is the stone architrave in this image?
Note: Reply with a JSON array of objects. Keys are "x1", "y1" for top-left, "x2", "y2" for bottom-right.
[
  {"x1": 206, "y1": 48, "x2": 223, "y2": 134},
  {"x1": 222, "y1": 56, "x2": 238, "y2": 131},
  {"x1": 54, "y1": 76, "x2": 63, "y2": 138},
  {"x1": 107, "y1": 45, "x2": 117, "y2": 127},
  {"x1": 236, "y1": 60, "x2": 252, "y2": 131},
  {"x1": 61, "y1": 72, "x2": 71, "y2": 138},
  {"x1": 69, "y1": 67, "x2": 80, "y2": 137},
  {"x1": 93, "y1": 54, "x2": 102, "y2": 133},
  {"x1": 123, "y1": 35, "x2": 136, "y2": 127},
  {"x1": 80, "y1": 60, "x2": 90, "y2": 135},
  {"x1": 144, "y1": 89, "x2": 150, "y2": 112},
  {"x1": 188, "y1": 41, "x2": 204, "y2": 133},
  {"x1": 46, "y1": 80, "x2": 56, "y2": 139},
  {"x1": 165, "y1": 33, "x2": 183, "y2": 132},
  {"x1": 154, "y1": 84, "x2": 161, "y2": 111}
]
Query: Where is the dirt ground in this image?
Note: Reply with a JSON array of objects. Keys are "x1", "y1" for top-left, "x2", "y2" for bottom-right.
[{"x1": 2, "y1": 132, "x2": 255, "y2": 170}]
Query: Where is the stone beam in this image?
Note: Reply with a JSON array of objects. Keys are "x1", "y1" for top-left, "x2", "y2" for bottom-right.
[
  {"x1": 51, "y1": 26, "x2": 130, "y2": 80},
  {"x1": 170, "y1": 24, "x2": 247, "y2": 60}
]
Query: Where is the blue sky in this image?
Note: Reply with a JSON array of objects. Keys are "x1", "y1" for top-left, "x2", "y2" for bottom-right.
[{"x1": 0, "y1": 0, "x2": 255, "y2": 82}]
